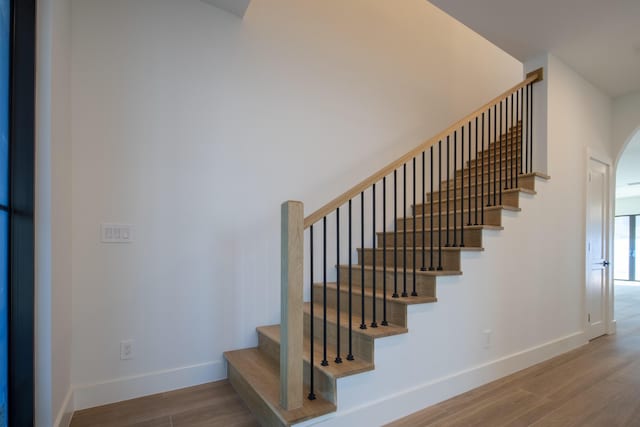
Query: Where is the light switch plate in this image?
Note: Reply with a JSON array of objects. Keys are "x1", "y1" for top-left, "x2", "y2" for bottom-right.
[{"x1": 102, "y1": 223, "x2": 133, "y2": 243}]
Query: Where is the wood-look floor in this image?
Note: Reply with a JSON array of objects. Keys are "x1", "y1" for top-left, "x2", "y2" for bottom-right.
[
  {"x1": 71, "y1": 283, "x2": 640, "y2": 427},
  {"x1": 387, "y1": 282, "x2": 640, "y2": 427},
  {"x1": 69, "y1": 381, "x2": 259, "y2": 427}
]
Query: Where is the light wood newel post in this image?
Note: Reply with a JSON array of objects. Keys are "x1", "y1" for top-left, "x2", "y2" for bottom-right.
[{"x1": 280, "y1": 201, "x2": 304, "y2": 410}]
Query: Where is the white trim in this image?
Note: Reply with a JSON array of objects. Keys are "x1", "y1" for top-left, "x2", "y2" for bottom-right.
[
  {"x1": 298, "y1": 331, "x2": 587, "y2": 426},
  {"x1": 73, "y1": 359, "x2": 226, "y2": 411},
  {"x1": 54, "y1": 388, "x2": 74, "y2": 427}
]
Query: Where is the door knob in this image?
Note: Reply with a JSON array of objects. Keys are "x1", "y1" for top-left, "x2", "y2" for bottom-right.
[{"x1": 602, "y1": 261, "x2": 610, "y2": 267}]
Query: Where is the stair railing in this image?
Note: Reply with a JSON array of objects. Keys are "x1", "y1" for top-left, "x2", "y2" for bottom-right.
[{"x1": 280, "y1": 68, "x2": 544, "y2": 410}]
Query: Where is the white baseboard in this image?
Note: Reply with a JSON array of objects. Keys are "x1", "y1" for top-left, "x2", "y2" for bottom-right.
[
  {"x1": 73, "y1": 359, "x2": 226, "y2": 411},
  {"x1": 299, "y1": 331, "x2": 587, "y2": 426},
  {"x1": 54, "y1": 388, "x2": 75, "y2": 427}
]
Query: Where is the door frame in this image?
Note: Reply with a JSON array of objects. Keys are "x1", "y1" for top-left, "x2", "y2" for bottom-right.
[{"x1": 584, "y1": 148, "x2": 614, "y2": 338}]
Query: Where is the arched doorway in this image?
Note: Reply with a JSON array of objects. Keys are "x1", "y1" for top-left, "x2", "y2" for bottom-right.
[{"x1": 614, "y1": 128, "x2": 640, "y2": 328}]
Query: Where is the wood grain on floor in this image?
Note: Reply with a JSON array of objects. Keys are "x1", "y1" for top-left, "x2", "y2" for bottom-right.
[
  {"x1": 69, "y1": 381, "x2": 259, "y2": 427},
  {"x1": 386, "y1": 283, "x2": 640, "y2": 427}
]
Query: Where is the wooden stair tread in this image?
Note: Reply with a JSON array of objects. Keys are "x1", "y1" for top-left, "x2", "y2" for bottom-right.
[
  {"x1": 339, "y1": 263, "x2": 462, "y2": 277},
  {"x1": 359, "y1": 246, "x2": 483, "y2": 252},
  {"x1": 257, "y1": 325, "x2": 375, "y2": 379},
  {"x1": 533, "y1": 171, "x2": 550, "y2": 180},
  {"x1": 442, "y1": 178, "x2": 534, "y2": 189},
  {"x1": 378, "y1": 224, "x2": 504, "y2": 233},
  {"x1": 469, "y1": 153, "x2": 522, "y2": 163},
  {"x1": 457, "y1": 166, "x2": 535, "y2": 176},
  {"x1": 414, "y1": 188, "x2": 534, "y2": 207},
  {"x1": 224, "y1": 348, "x2": 336, "y2": 426},
  {"x1": 446, "y1": 171, "x2": 546, "y2": 183},
  {"x1": 303, "y1": 302, "x2": 409, "y2": 339},
  {"x1": 398, "y1": 205, "x2": 520, "y2": 221},
  {"x1": 315, "y1": 282, "x2": 438, "y2": 306}
]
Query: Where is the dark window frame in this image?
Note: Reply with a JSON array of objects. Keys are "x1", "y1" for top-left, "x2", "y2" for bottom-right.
[
  {"x1": 615, "y1": 213, "x2": 639, "y2": 282},
  {"x1": 8, "y1": 0, "x2": 35, "y2": 424}
]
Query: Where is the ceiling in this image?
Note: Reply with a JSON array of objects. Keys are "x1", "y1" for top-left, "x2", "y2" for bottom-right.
[
  {"x1": 200, "y1": 0, "x2": 251, "y2": 18},
  {"x1": 429, "y1": 0, "x2": 640, "y2": 98}
]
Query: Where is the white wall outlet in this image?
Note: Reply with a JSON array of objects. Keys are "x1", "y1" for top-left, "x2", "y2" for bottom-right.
[
  {"x1": 102, "y1": 224, "x2": 133, "y2": 243},
  {"x1": 120, "y1": 339, "x2": 134, "y2": 360},
  {"x1": 482, "y1": 329, "x2": 492, "y2": 349}
]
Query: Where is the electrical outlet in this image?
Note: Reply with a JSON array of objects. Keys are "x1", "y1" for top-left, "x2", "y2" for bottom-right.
[
  {"x1": 482, "y1": 329, "x2": 492, "y2": 349},
  {"x1": 120, "y1": 339, "x2": 134, "y2": 360}
]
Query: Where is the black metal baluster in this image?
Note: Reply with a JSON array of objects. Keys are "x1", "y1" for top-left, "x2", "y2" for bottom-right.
[
  {"x1": 475, "y1": 117, "x2": 478, "y2": 225},
  {"x1": 506, "y1": 95, "x2": 511, "y2": 190},
  {"x1": 403, "y1": 163, "x2": 408, "y2": 297},
  {"x1": 437, "y1": 140, "x2": 443, "y2": 271},
  {"x1": 481, "y1": 112, "x2": 486, "y2": 223},
  {"x1": 335, "y1": 208, "x2": 342, "y2": 363},
  {"x1": 421, "y1": 151, "x2": 426, "y2": 271},
  {"x1": 371, "y1": 184, "x2": 378, "y2": 327},
  {"x1": 446, "y1": 136, "x2": 450, "y2": 247},
  {"x1": 322, "y1": 217, "x2": 328, "y2": 366},
  {"x1": 529, "y1": 83, "x2": 533, "y2": 173},
  {"x1": 517, "y1": 88, "x2": 521, "y2": 187},
  {"x1": 348, "y1": 200, "x2": 354, "y2": 360},
  {"x1": 412, "y1": 158, "x2": 417, "y2": 297},
  {"x1": 523, "y1": 85, "x2": 528, "y2": 174},
  {"x1": 382, "y1": 177, "x2": 388, "y2": 326},
  {"x1": 428, "y1": 147, "x2": 434, "y2": 271},
  {"x1": 467, "y1": 121, "x2": 472, "y2": 226},
  {"x1": 500, "y1": 96, "x2": 509, "y2": 191},
  {"x1": 360, "y1": 192, "x2": 367, "y2": 330},
  {"x1": 499, "y1": 100, "x2": 503, "y2": 204},
  {"x1": 453, "y1": 131, "x2": 457, "y2": 247},
  {"x1": 460, "y1": 125, "x2": 465, "y2": 248},
  {"x1": 308, "y1": 225, "x2": 316, "y2": 400},
  {"x1": 493, "y1": 105, "x2": 497, "y2": 206},
  {"x1": 393, "y1": 171, "x2": 398, "y2": 299},
  {"x1": 486, "y1": 109, "x2": 491, "y2": 208},
  {"x1": 489, "y1": 106, "x2": 492, "y2": 205},
  {"x1": 510, "y1": 93, "x2": 515, "y2": 189}
]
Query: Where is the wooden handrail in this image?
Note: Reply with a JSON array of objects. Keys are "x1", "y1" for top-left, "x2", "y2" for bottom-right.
[{"x1": 303, "y1": 68, "x2": 544, "y2": 229}]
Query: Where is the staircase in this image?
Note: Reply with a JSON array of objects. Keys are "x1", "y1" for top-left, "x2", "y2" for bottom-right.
[{"x1": 224, "y1": 69, "x2": 546, "y2": 426}]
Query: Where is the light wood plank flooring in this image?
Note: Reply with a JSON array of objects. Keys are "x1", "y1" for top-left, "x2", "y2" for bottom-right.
[
  {"x1": 71, "y1": 284, "x2": 640, "y2": 427},
  {"x1": 387, "y1": 282, "x2": 640, "y2": 427},
  {"x1": 69, "y1": 381, "x2": 259, "y2": 427}
]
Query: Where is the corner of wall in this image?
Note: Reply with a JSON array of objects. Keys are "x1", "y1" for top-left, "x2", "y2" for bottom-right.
[
  {"x1": 53, "y1": 388, "x2": 74, "y2": 427},
  {"x1": 72, "y1": 360, "x2": 226, "y2": 411}
]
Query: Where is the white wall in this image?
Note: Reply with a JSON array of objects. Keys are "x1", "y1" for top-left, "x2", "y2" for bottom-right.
[
  {"x1": 613, "y1": 91, "x2": 640, "y2": 161},
  {"x1": 36, "y1": 0, "x2": 73, "y2": 425},
  {"x1": 70, "y1": 0, "x2": 525, "y2": 409}
]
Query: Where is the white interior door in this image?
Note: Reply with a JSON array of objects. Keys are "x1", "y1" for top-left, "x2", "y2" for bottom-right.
[{"x1": 586, "y1": 157, "x2": 609, "y2": 340}]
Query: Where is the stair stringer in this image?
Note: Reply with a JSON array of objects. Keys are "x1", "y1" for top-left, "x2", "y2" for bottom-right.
[{"x1": 295, "y1": 175, "x2": 588, "y2": 426}]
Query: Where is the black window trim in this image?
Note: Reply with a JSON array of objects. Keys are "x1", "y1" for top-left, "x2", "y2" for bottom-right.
[{"x1": 8, "y1": 0, "x2": 35, "y2": 424}]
